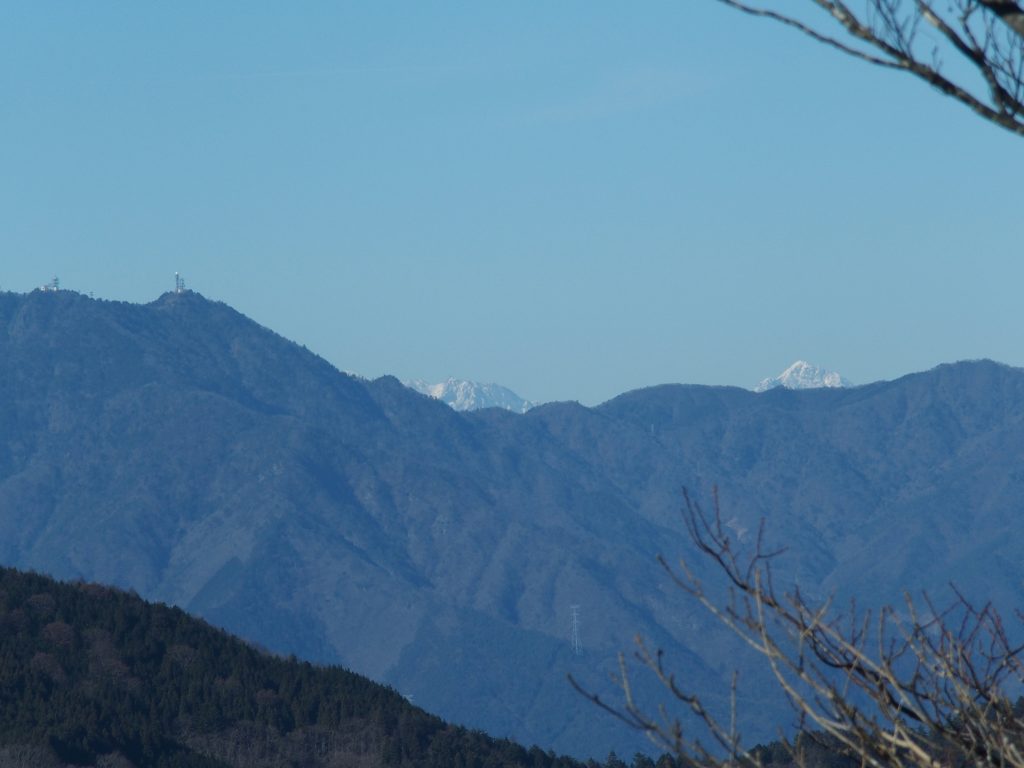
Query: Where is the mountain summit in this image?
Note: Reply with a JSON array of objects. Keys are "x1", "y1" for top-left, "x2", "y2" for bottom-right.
[
  {"x1": 405, "y1": 377, "x2": 536, "y2": 413},
  {"x1": 754, "y1": 360, "x2": 852, "y2": 392}
]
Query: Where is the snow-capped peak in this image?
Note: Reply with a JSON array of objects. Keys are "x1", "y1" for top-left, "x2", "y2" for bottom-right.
[
  {"x1": 405, "y1": 377, "x2": 536, "y2": 413},
  {"x1": 754, "y1": 360, "x2": 852, "y2": 393}
]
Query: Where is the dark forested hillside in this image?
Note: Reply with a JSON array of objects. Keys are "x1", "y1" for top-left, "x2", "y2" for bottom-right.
[
  {"x1": 2, "y1": 289, "x2": 1024, "y2": 758},
  {"x1": 0, "y1": 566, "x2": 613, "y2": 768}
]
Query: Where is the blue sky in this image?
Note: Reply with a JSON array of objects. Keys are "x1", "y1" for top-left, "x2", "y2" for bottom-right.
[{"x1": 2, "y1": 3, "x2": 1020, "y2": 404}]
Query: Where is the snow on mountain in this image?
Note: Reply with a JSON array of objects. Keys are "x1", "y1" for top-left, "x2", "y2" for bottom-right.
[
  {"x1": 405, "y1": 377, "x2": 536, "y2": 413},
  {"x1": 754, "y1": 360, "x2": 852, "y2": 393}
]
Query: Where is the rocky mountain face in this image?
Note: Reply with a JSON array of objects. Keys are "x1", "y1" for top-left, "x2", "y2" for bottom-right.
[
  {"x1": 405, "y1": 377, "x2": 536, "y2": 413},
  {"x1": 2, "y1": 290, "x2": 1024, "y2": 759},
  {"x1": 754, "y1": 360, "x2": 852, "y2": 392}
]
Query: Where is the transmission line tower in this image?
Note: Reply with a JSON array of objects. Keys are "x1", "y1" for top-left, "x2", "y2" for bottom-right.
[{"x1": 570, "y1": 605, "x2": 582, "y2": 656}]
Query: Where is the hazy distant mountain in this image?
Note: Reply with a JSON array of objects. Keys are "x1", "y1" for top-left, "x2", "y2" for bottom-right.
[
  {"x1": 405, "y1": 377, "x2": 536, "y2": 413},
  {"x1": 754, "y1": 360, "x2": 852, "y2": 392},
  {"x1": 2, "y1": 290, "x2": 1024, "y2": 759}
]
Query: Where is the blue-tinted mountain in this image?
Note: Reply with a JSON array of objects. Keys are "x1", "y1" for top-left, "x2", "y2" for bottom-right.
[{"x1": 2, "y1": 289, "x2": 1024, "y2": 758}]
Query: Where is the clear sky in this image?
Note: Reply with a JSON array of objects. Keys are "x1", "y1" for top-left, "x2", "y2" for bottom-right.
[{"x1": 2, "y1": 3, "x2": 1020, "y2": 405}]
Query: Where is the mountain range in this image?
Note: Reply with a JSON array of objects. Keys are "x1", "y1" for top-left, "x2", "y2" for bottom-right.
[
  {"x1": 409, "y1": 362, "x2": 851, "y2": 408},
  {"x1": 2, "y1": 289, "x2": 1024, "y2": 759}
]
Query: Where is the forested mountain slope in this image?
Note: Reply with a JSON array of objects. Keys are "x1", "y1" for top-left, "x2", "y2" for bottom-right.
[
  {"x1": 1, "y1": 289, "x2": 1023, "y2": 758},
  {"x1": 0, "y1": 565, "x2": 603, "y2": 768}
]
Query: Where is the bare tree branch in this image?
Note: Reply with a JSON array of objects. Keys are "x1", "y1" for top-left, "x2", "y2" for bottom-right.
[
  {"x1": 583, "y1": 488, "x2": 1024, "y2": 767},
  {"x1": 709, "y1": 0, "x2": 1024, "y2": 136}
]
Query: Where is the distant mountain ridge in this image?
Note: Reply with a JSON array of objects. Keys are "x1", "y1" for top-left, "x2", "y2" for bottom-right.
[
  {"x1": 1, "y1": 290, "x2": 1023, "y2": 758},
  {"x1": 405, "y1": 377, "x2": 536, "y2": 413},
  {"x1": 754, "y1": 360, "x2": 852, "y2": 392}
]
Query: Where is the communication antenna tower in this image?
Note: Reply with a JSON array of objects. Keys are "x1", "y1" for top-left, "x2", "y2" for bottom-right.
[
  {"x1": 175, "y1": 272, "x2": 186, "y2": 294},
  {"x1": 570, "y1": 605, "x2": 583, "y2": 656}
]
